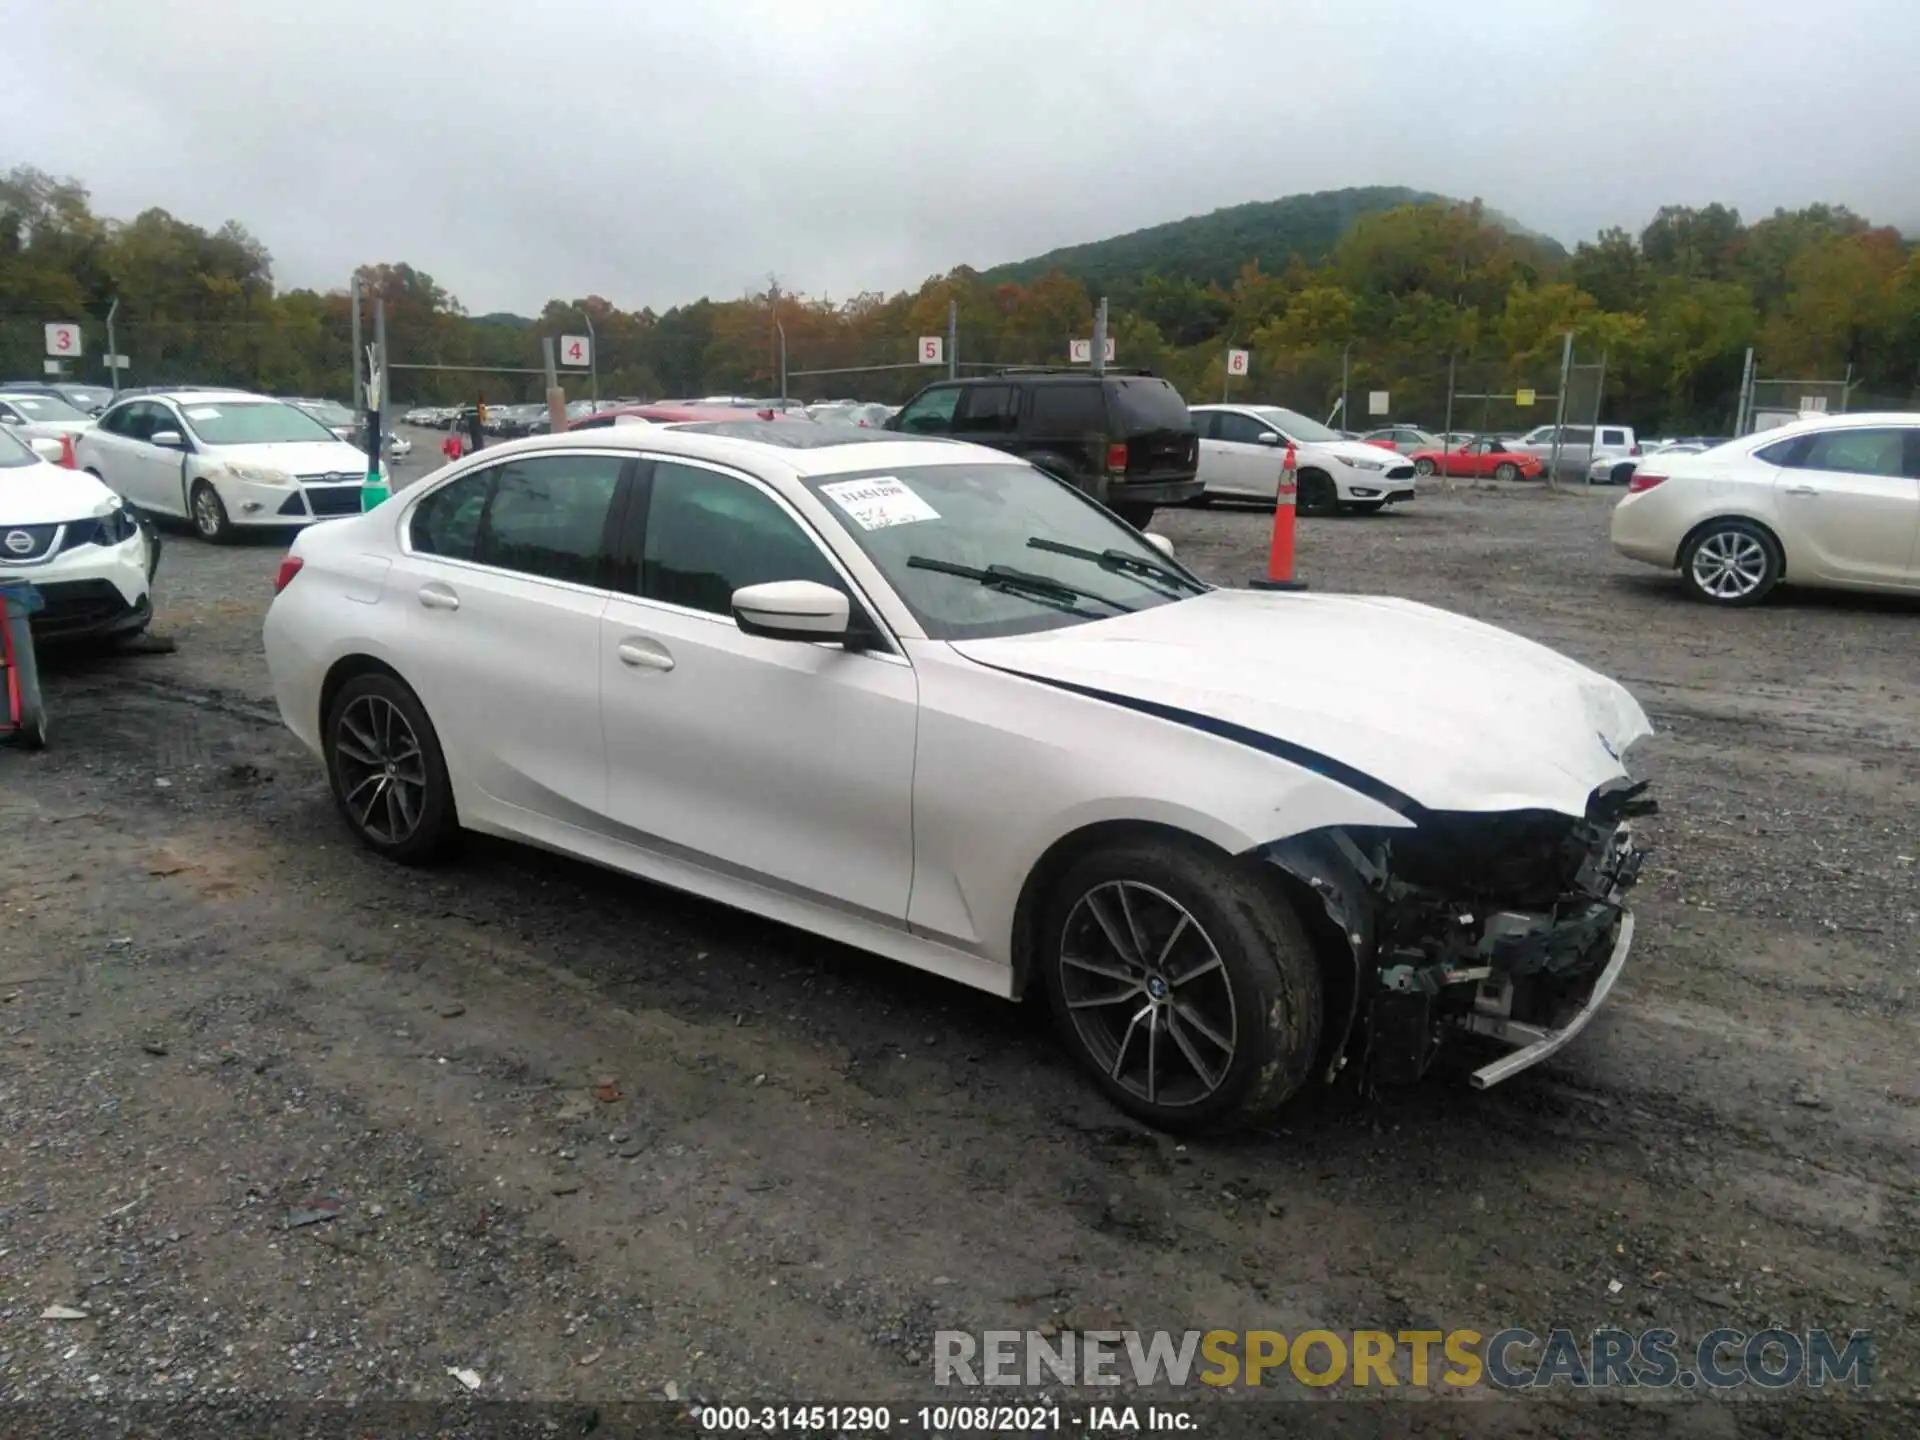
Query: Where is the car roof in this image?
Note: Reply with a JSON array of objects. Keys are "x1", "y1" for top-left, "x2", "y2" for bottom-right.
[
  {"x1": 449, "y1": 420, "x2": 998, "y2": 479},
  {"x1": 1752, "y1": 410, "x2": 1917, "y2": 435},
  {"x1": 114, "y1": 389, "x2": 266, "y2": 405}
]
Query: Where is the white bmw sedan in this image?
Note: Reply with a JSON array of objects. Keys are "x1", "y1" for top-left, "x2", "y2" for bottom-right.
[
  {"x1": 1611, "y1": 413, "x2": 1920, "y2": 605},
  {"x1": 265, "y1": 422, "x2": 1653, "y2": 1131}
]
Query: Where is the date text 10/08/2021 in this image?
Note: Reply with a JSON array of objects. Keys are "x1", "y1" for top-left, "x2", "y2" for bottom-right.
[{"x1": 698, "y1": 1408, "x2": 1193, "y2": 1433}]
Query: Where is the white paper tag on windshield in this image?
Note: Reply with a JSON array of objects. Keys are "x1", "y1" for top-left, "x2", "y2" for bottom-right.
[
  {"x1": 185, "y1": 407, "x2": 221, "y2": 419},
  {"x1": 820, "y1": 476, "x2": 939, "y2": 530}
]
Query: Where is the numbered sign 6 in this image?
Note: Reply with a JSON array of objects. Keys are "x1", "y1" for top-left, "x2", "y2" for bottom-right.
[
  {"x1": 1226, "y1": 348, "x2": 1249, "y2": 377},
  {"x1": 45, "y1": 323, "x2": 82, "y2": 357}
]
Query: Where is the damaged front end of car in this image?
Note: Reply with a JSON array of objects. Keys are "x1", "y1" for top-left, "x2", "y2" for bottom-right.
[{"x1": 1257, "y1": 777, "x2": 1655, "y2": 1091}]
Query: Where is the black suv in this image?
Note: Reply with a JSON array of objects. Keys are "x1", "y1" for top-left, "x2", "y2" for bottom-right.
[{"x1": 885, "y1": 370, "x2": 1200, "y2": 526}]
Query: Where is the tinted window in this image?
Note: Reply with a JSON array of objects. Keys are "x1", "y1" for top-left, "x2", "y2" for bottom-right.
[
  {"x1": 1754, "y1": 436, "x2": 1804, "y2": 467},
  {"x1": 1106, "y1": 378, "x2": 1191, "y2": 435},
  {"x1": 0, "y1": 424, "x2": 35, "y2": 468},
  {"x1": 1600, "y1": 428, "x2": 1628, "y2": 446},
  {"x1": 1029, "y1": 383, "x2": 1108, "y2": 433},
  {"x1": 1214, "y1": 411, "x2": 1271, "y2": 446},
  {"x1": 480, "y1": 453, "x2": 626, "y2": 585},
  {"x1": 410, "y1": 471, "x2": 490, "y2": 561},
  {"x1": 123, "y1": 403, "x2": 164, "y2": 442},
  {"x1": 953, "y1": 385, "x2": 1018, "y2": 434},
  {"x1": 641, "y1": 460, "x2": 842, "y2": 616},
  {"x1": 1796, "y1": 427, "x2": 1908, "y2": 478},
  {"x1": 896, "y1": 386, "x2": 961, "y2": 435},
  {"x1": 1560, "y1": 427, "x2": 1594, "y2": 445}
]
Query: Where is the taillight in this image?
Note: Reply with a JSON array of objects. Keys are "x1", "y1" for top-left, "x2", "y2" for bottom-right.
[
  {"x1": 273, "y1": 556, "x2": 304, "y2": 593},
  {"x1": 1630, "y1": 443, "x2": 1641, "y2": 456},
  {"x1": 1105, "y1": 441, "x2": 1128, "y2": 475},
  {"x1": 1626, "y1": 472, "x2": 1666, "y2": 494}
]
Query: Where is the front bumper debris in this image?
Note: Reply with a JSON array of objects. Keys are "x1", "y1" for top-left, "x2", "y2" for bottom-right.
[{"x1": 1260, "y1": 779, "x2": 1654, "y2": 1092}]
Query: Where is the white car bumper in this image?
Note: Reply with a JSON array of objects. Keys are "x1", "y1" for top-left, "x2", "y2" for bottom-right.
[
  {"x1": 1333, "y1": 463, "x2": 1418, "y2": 503},
  {"x1": 0, "y1": 518, "x2": 152, "y2": 641},
  {"x1": 214, "y1": 474, "x2": 367, "y2": 527}
]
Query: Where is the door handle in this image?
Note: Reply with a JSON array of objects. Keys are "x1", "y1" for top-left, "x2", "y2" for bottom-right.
[
  {"x1": 617, "y1": 638, "x2": 675, "y2": 672},
  {"x1": 417, "y1": 582, "x2": 460, "y2": 611},
  {"x1": 1783, "y1": 485, "x2": 1819, "y2": 498}
]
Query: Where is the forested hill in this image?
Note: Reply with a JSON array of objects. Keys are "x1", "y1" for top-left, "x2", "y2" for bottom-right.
[{"x1": 980, "y1": 186, "x2": 1568, "y2": 293}]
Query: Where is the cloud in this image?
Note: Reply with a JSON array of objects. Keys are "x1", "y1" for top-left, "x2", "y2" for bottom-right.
[{"x1": 3, "y1": 0, "x2": 1914, "y2": 313}]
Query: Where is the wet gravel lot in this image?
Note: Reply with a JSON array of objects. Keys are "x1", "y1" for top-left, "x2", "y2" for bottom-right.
[{"x1": 2, "y1": 438, "x2": 1915, "y2": 1435}]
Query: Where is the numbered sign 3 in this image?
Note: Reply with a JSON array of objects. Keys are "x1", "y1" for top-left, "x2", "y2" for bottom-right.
[{"x1": 45, "y1": 323, "x2": 82, "y2": 358}]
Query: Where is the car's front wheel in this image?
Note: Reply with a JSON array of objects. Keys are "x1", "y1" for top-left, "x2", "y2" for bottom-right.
[
  {"x1": 189, "y1": 479, "x2": 233, "y2": 543},
  {"x1": 1681, "y1": 518, "x2": 1781, "y2": 606},
  {"x1": 323, "y1": 672, "x2": 457, "y2": 863},
  {"x1": 1413, "y1": 457, "x2": 1437, "y2": 476},
  {"x1": 1111, "y1": 501, "x2": 1156, "y2": 529},
  {"x1": 1494, "y1": 462, "x2": 1522, "y2": 482},
  {"x1": 1297, "y1": 470, "x2": 1339, "y2": 517},
  {"x1": 1040, "y1": 837, "x2": 1324, "y2": 1132}
]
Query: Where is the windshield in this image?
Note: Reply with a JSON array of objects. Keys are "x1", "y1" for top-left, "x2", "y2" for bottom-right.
[
  {"x1": 806, "y1": 462, "x2": 1204, "y2": 640},
  {"x1": 179, "y1": 400, "x2": 340, "y2": 446},
  {"x1": 0, "y1": 424, "x2": 37, "y2": 468},
  {"x1": 295, "y1": 400, "x2": 355, "y2": 426},
  {"x1": 1249, "y1": 406, "x2": 1342, "y2": 443},
  {"x1": 3, "y1": 393, "x2": 90, "y2": 421},
  {"x1": 59, "y1": 386, "x2": 112, "y2": 410}
]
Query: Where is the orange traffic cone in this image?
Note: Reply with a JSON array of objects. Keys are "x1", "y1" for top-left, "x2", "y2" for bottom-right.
[
  {"x1": 1249, "y1": 441, "x2": 1308, "y2": 590},
  {"x1": 57, "y1": 433, "x2": 77, "y2": 469}
]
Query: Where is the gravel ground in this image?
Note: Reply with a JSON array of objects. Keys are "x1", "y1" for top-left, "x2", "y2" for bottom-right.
[{"x1": 2, "y1": 441, "x2": 1915, "y2": 1435}]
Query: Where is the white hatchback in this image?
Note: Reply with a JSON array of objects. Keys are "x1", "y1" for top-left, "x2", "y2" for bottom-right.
[
  {"x1": 264, "y1": 421, "x2": 1652, "y2": 1131},
  {"x1": 1610, "y1": 413, "x2": 1920, "y2": 604},
  {"x1": 1189, "y1": 404, "x2": 1418, "y2": 514},
  {"x1": 75, "y1": 390, "x2": 376, "y2": 542}
]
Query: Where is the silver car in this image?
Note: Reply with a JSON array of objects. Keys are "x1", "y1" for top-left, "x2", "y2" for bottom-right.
[{"x1": 1513, "y1": 423, "x2": 1639, "y2": 480}]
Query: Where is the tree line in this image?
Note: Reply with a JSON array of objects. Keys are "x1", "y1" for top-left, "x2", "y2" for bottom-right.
[{"x1": 3, "y1": 166, "x2": 1915, "y2": 433}]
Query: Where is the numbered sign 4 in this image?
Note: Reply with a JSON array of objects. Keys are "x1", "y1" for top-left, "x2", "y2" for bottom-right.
[{"x1": 560, "y1": 334, "x2": 591, "y2": 368}]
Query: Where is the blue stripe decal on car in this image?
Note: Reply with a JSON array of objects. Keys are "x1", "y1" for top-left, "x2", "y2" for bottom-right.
[{"x1": 971, "y1": 662, "x2": 1422, "y2": 818}]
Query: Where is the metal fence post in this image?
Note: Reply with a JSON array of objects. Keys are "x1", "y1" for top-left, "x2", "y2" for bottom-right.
[
  {"x1": 1091, "y1": 297, "x2": 1108, "y2": 377},
  {"x1": 947, "y1": 299, "x2": 958, "y2": 382},
  {"x1": 1545, "y1": 331, "x2": 1573, "y2": 490},
  {"x1": 1734, "y1": 346, "x2": 1755, "y2": 435},
  {"x1": 350, "y1": 274, "x2": 364, "y2": 412},
  {"x1": 1440, "y1": 355, "x2": 1456, "y2": 484}
]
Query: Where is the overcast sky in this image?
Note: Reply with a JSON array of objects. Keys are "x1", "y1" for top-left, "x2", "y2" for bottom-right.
[{"x1": 5, "y1": 0, "x2": 1917, "y2": 316}]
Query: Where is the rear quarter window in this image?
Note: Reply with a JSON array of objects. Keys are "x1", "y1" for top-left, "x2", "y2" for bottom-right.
[
  {"x1": 1106, "y1": 378, "x2": 1192, "y2": 436},
  {"x1": 1027, "y1": 383, "x2": 1107, "y2": 433}
]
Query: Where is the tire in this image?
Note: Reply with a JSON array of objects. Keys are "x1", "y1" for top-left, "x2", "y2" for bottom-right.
[
  {"x1": 322, "y1": 671, "x2": 458, "y2": 863},
  {"x1": 17, "y1": 692, "x2": 49, "y2": 750},
  {"x1": 1111, "y1": 501, "x2": 1156, "y2": 529},
  {"x1": 1494, "y1": 462, "x2": 1522, "y2": 483},
  {"x1": 1297, "y1": 470, "x2": 1339, "y2": 517},
  {"x1": 1609, "y1": 463, "x2": 1636, "y2": 487},
  {"x1": 1413, "y1": 457, "x2": 1437, "y2": 477},
  {"x1": 1680, "y1": 518, "x2": 1782, "y2": 606},
  {"x1": 189, "y1": 479, "x2": 233, "y2": 543},
  {"x1": 1039, "y1": 836, "x2": 1324, "y2": 1133}
]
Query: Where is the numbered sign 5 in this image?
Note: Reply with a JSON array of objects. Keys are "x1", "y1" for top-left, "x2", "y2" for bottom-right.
[
  {"x1": 918, "y1": 336, "x2": 944, "y2": 365},
  {"x1": 560, "y1": 334, "x2": 591, "y2": 367},
  {"x1": 45, "y1": 323, "x2": 82, "y2": 357}
]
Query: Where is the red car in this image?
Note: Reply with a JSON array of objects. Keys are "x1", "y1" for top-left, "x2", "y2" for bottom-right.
[{"x1": 1409, "y1": 436, "x2": 1543, "y2": 481}]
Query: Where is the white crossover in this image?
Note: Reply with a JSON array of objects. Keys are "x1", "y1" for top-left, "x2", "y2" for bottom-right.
[
  {"x1": 75, "y1": 390, "x2": 377, "y2": 542},
  {"x1": 1610, "y1": 413, "x2": 1920, "y2": 605},
  {"x1": 0, "y1": 424, "x2": 156, "y2": 643},
  {"x1": 1189, "y1": 404, "x2": 1418, "y2": 514},
  {"x1": 264, "y1": 421, "x2": 1652, "y2": 1131}
]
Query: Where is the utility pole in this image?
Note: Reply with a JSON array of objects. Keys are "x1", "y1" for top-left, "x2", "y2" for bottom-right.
[
  {"x1": 1340, "y1": 344, "x2": 1351, "y2": 436},
  {"x1": 1734, "y1": 346, "x2": 1755, "y2": 435},
  {"x1": 1546, "y1": 331, "x2": 1574, "y2": 490},
  {"x1": 106, "y1": 296, "x2": 122, "y2": 397},
  {"x1": 946, "y1": 298, "x2": 958, "y2": 382},
  {"x1": 776, "y1": 321, "x2": 788, "y2": 402},
  {"x1": 1091, "y1": 296, "x2": 1108, "y2": 377},
  {"x1": 349, "y1": 273, "x2": 364, "y2": 412},
  {"x1": 542, "y1": 335, "x2": 566, "y2": 434}
]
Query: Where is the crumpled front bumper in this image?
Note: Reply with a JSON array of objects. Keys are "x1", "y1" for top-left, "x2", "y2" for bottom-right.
[{"x1": 1463, "y1": 909, "x2": 1633, "y2": 1089}]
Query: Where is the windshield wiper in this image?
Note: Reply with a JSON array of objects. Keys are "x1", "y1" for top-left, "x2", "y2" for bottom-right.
[
  {"x1": 1024, "y1": 537, "x2": 1206, "y2": 596},
  {"x1": 906, "y1": 556, "x2": 1134, "y2": 616}
]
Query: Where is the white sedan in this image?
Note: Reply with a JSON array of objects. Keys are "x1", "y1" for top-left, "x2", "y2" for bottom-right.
[
  {"x1": 264, "y1": 422, "x2": 1652, "y2": 1131},
  {"x1": 75, "y1": 389, "x2": 377, "y2": 542},
  {"x1": 0, "y1": 423, "x2": 156, "y2": 644},
  {"x1": 1189, "y1": 404, "x2": 1418, "y2": 514},
  {"x1": 1610, "y1": 413, "x2": 1920, "y2": 604}
]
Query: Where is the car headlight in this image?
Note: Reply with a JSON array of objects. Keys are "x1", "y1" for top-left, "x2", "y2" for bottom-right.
[
  {"x1": 1345, "y1": 456, "x2": 1386, "y2": 472},
  {"x1": 221, "y1": 463, "x2": 296, "y2": 487}
]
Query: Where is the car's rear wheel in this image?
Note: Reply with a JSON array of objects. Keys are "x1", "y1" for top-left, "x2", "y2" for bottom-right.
[
  {"x1": 1111, "y1": 501, "x2": 1156, "y2": 529},
  {"x1": 1681, "y1": 519, "x2": 1781, "y2": 606},
  {"x1": 1297, "y1": 470, "x2": 1339, "y2": 517},
  {"x1": 1040, "y1": 837, "x2": 1323, "y2": 1132},
  {"x1": 1494, "y1": 462, "x2": 1522, "y2": 482},
  {"x1": 323, "y1": 672, "x2": 457, "y2": 863},
  {"x1": 1413, "y1": 457, "x2": 1437, "y2": 476},
  {"x1": 189, "y1": 480, "x2": 233, "y2": 543}
]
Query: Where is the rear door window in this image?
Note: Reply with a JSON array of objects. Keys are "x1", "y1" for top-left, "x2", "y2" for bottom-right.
[
  {"x1": 1796, "y1": 427, "x2": 1908, "y2": 478},
  {"x1": 410, "y1": 471, "x2": 491, "y2": 561},
  {"x1": 1214, "y1": 411, "x2": 1270, "y2": 446},
  {"x1": 1187, "y1": 410, "x2": 1218, "y2": 440},
  {"x1": 953, "y1": 385, "x2": 1018, "y2": 435},
  {"x1": 479, "y1": 453, "x2": 627, "y2": 586}
]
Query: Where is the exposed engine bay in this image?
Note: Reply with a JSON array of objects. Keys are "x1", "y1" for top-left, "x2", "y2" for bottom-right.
[{"x1": 1259, "y1": 778, "x2": 1655, "y2": 1089}]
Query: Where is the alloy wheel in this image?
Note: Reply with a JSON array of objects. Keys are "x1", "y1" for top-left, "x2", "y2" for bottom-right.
[
  {"x1": 1057, "y1": 881, "x2": 1238, "y2": 1109},
  {"x1": 333, "y1": 694, "x2": 428, "y2": 844},
  {"x1": 193, "y1": 488, "x2": 223, "y2": 537},
  {"x1": 1690, "y1": 529, "x2": 1769, "y2": 600}
]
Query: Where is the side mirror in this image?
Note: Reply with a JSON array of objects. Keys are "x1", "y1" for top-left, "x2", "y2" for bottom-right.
[
  {"x1": 150, "y1": 429, "x2": 185, "y2": 449},
  {"x1": 1254, "y1": 431, "x2": 1281, "y2": 446},
  {"x1": 1142, "y1": 532, "x2": 1176, "y2": 560},
  {"x1": 0, "y1": 414, "x2": 20, "y2": 425},
  {"x1": 732, "y1": 580, "x2": 851, "y2": 644},
  {"x1": 29, "y1": 437, "x2": 64, "y2": 463}
]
